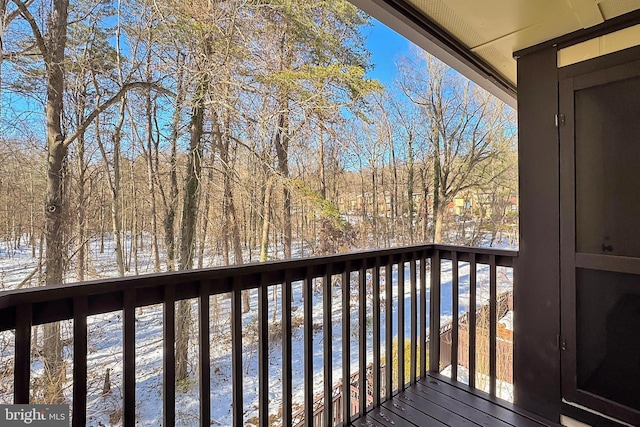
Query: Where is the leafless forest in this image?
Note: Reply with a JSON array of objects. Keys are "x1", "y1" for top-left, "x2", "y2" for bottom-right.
[{"x1": 0, "y1": 0, "x2": 516, "y2": 282}]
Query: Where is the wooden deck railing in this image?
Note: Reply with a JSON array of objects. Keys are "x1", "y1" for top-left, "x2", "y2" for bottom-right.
[{"x1": 0, "y1": 244, "x2": 517, "y2": 426}]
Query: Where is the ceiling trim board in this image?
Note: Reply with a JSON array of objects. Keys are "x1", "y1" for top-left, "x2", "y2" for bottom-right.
[{"x1": 514, "y1": 9, "x2": 640, "y2": 59}]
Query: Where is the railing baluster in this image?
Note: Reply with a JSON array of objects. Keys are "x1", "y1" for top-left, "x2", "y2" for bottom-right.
[
  {"x1": 489, "y1": 255, "x2": 498, "y2": 397},
  {"x1": 231, "y1": 281, "x2": 243, "y2": 426},
  {"x1": 164, "y1": 285, "x2": 176, "y2": 427},
  {"x1": 398, "y1": 255, "x2": 405, "y2": 389},
  {"x1": 14, "y1": 304, "x2": 31, "y2": 404},
  {"x1": 73, "y1": 297, "x2": 88, "y2": 427},
  {"x1": 429, "y1": 250, "x2": 441, "y2": 373},
  {"x1": 372, "y1": 258, "x2": 381, "y2": 407},
  {"x1": 283, "y1": 271, "x2": 293, "y2": 427},
  {"x1": 341, "y1": 262, "x2": 351, "y2": 424},
  {"x1": 123, "y1": 289, "x2": 136, "y2": 427},
  {"x1": 358, "y1": 263, "x2": 366, "y2": 415},
  {"x1": 420, "y1": 252, "x2": 427, "y2": 379},
  {"x1": 469, "y1": 253, "x2": 477, "y2": 389},
  {"x1": 259, "y1": 275, "x2": 269, "y2": 427},
  {"x1": 303, "y1": 273, "x2": 313, "y2": 427},
  {"x1": 410, "y1": 257, "x2": 417, "y2": 384},
  {"x1": 199, "y1": 282, "x2": 211, "y2": 427},
  {"x1": 384, "y1": 259, "x2": 393, "y2": 398},
  {"x1": 323, "y1": 266, "x2": 333, "y2": 426},
  {"x1": 452, "y1": 252, "x2": 459, "y2": 382}
]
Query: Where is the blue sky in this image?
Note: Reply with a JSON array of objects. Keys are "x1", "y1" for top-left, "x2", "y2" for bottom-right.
[{"x1": 362, "y1": 18, "x2": 412, "y2": 87}]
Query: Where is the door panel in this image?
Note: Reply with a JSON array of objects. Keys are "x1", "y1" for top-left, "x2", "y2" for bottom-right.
[{"x1": 560, "y1": 61, "x2": 640, "y2": 425}]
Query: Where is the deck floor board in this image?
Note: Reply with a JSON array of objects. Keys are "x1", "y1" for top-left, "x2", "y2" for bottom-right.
[{"x1": 351, "y1": 374, "x2": 560, "y2": 427}]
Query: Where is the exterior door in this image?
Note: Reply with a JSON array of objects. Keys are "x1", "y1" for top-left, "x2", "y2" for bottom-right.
[{"x1": 560, "y1": 58, "x2": 640, "y2": 425}]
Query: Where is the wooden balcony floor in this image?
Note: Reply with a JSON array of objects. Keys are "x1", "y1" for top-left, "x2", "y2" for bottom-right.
[{"x1": 353, "y1": 374, "x2": 561, "y2": 427}]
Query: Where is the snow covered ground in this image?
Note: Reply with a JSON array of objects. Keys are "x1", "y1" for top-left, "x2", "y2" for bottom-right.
[
  {"x1": 0, "y1": 235, "x2": 515, "y2": 426},
  {"x1": 440, "y1": 365, "x2": 514, "y2": 402}
]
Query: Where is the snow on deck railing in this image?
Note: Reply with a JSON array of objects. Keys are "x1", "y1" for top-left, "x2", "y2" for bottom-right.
[{"x1": 0, "y1": 244, "x2": 516, "y2": 427}]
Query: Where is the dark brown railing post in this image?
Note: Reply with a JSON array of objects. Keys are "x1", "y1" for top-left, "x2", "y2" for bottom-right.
[
  {"x1": 123, "y1": 289, "x2": 136, "y2": 427},
  {"x1": 429, "y1": 250, "x2": 441, "y2": 373},
  {"x1": 410, "y1": 256, "x2": 417, "y2": 384},
  {"x1": 72, "y1": 296, "x2": 88, "y2": 427},
  {"x1": 258, "y1": 274, "x2": 269, "y2": 427},
  {"x1": 199, "y1": 282, "x2": 211, "y2": 427},
  {"x1": 420, "y1": 252, "x2": 427, "y2": 379},
  {"x1": 489, "y1": 255, "x2": 497, "y2": 396},
  {"x1": 231, "y1": 279, "x2": 243, "y2": 426},
  {"x1": 303, "y1": 272, "x2": 313, "y2": 427},
  {"x1": 323, "y1": 265, "x2": 333, "y2": 426},
  {"x1": 358, "y1": 263, "x2": 367, "y2": 415},
  {"x1": 163, "y1": 285, "x2": 176, "y2": 427},
  {"x1": 14, "y1": 303, "x2": 32, "y2": 404},
  {"x1": 468, "y1": 252, "x2": 477, "y2": 389},
  {"x1": 372, "y1": 257, "x2": 381, "y2": 407},
  {"x1": 384, "y1": 258, "x2": 393, "y2": 398},
  {"x1": 451, "y1": 251, "x2": 459, "y2": 382},
  {"x1": 341, "y1": 262, "x2": 351, "y2": 425},
  {"x1": 283, "y1": 270, "x2": 293, "y2": 427},
  {"x1": 398, "y1": 254, "x2": 405, "y2": 390}
]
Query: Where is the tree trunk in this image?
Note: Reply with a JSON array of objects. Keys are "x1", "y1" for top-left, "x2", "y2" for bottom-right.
[
  {"x1": 140, "y1": 31, "x2": 161, "y2": 273},
  {"x1": 112, "y1": 101, "x2": 126, "y2": 276},
  {"x1": 160, "y1": 55, "x2": 185, "y2": 273},
  {"x1": 145, "y1": 65, "x2": 161, "y2": 273},
  {"x1": 30, "y1": 172, "x2": 36, "y2": 258},
  {"x1": 358, "y1": 158, "x2": 367, "y2": 248},
  {"x1": 259, "y1": 176, "x2": 275, "y2": 263},
  {"x1": 76, "y1": 132, "x2": 86, "y2": 282},
  {"x1": 274, "y1": 110, "x2": 291, "y2": 259},
  {"x1": 176, "y1": 74, "x2": 207, "y2": 382},
  {"x1": 100, "y1": 186, "x2": 105, "y2": 253},
  {"x1": 319, "y1": 123, "x2": 326, "y2": 199},
  {"x1": 217, "y1": 118, "x2": 249, "y2": 309},
  {"x1": 433, "y1": 196, "x2": 445, "y2": 244},
  {"x1": 273, "y1": 28, "x2": 293, "y2": 260},
  {"x1": 390, "y1": 138, "x2": 399, "y2": 241},
  {"x1": 70, "y1": 81, "x2": 89, "y2": 282},
  {"x1": 37, "y1": 0, "x2": 70, "y2": 404},
  {"x1": 420, "y1": 166, "x2": 430, "y2": 242},
  {"x1": 197, "y1": 164, "x2": 212, "y2": 270},
  {"x1": 94, "y1": 103, "x2": 125, "y2": 277},
  {"x1": 162, "y1": 134, "x2": 179, "y2": 272},
  {"x1": 130, "y1": 162, "x2": 139, "y2": 275},
  {"x1": 372, "y1": 169, "x2": 379, "y2": 246},
  {"x1": 432, "y1": 126, "x2": 442, "y2": 243}
]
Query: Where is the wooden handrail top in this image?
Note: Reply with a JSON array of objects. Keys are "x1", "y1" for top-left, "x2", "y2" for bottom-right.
[{"x1": 0, "y1": 244, "x2": 517, "y2": 330}]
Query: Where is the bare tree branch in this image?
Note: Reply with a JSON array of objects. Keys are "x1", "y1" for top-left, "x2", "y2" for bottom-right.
[
  {"x1": 10, "y1": 0, "x2": 47, "y2": 63},
  {"x1": 5, "y1": 0, "x2": 33, "y2": 24},
  {"x1": 63, "y1": 81, "x2": 173, "y2": 147}
]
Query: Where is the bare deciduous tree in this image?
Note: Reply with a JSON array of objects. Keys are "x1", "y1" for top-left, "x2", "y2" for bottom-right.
[{"x1": 398, "y1": 50, "x2": 514, "y2": 243}]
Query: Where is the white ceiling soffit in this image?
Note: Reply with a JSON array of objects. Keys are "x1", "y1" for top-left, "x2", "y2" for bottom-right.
[{"x1": 350, "y1": 0, "x2": 640, "y2": 105}]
